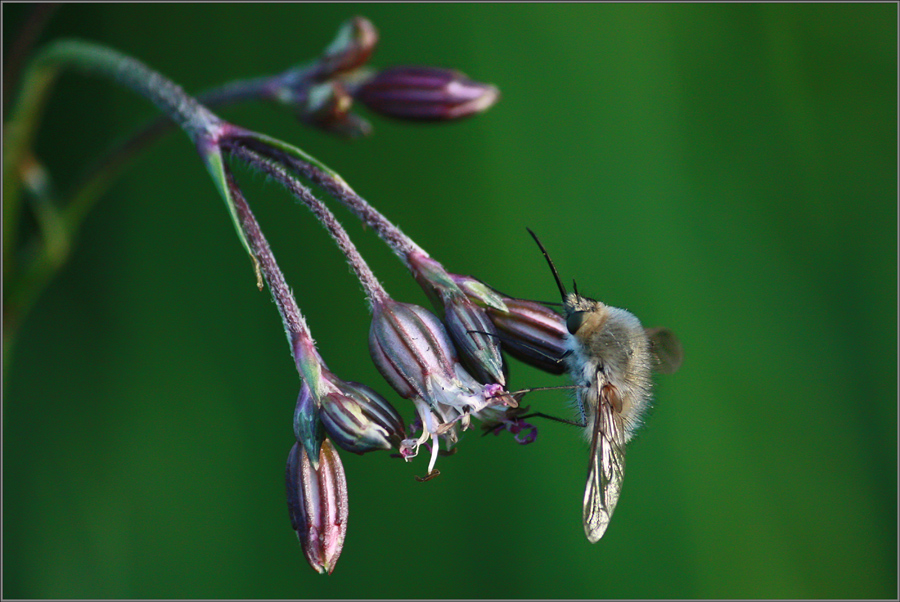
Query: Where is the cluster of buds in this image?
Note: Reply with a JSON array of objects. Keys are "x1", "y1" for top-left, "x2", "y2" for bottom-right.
[
  {"x1": 14, "y1": 21, "x2": 680, "y2": 578},
  {"x1": 226, "y1": 132, "x2": 682, "y2": 572},
  {"x1": 209, "y1": 131, "x2": 536, "y2": 575},
  {"x1": 83, "y1": 16, "x2": 670, "y2": 575},
  {"x1": 219, "y1": 138, "x2": 525, "y2": 476},
  {"x1": 277, "y1": 17, "x2": 500, "y2": 137}
]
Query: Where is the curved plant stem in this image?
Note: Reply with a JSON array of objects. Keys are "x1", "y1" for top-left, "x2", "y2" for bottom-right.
[
  {"x1": 2, "y1": 41, "x2": 317, "y2": 369},
  {"x1": 2, "y1": 39, "x2": 235, "y2": 372},
  {"x1": 226, "y1": 142, "x2": 389, "y2": 310},
  {"x1": 4, "y1": 39, "x2": 220, "y2": 279}
]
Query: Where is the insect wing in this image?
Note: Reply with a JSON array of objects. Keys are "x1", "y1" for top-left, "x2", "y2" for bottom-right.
[{"x1": 582, "y1": 385, "x2": 627, "y2": 542}]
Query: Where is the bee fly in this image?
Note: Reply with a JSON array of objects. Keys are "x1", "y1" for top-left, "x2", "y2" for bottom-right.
[{"x1": 526, "y1": 228, "x2": 682, "y2": 542}]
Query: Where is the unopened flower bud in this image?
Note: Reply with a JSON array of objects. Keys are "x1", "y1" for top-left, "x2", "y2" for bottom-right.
[
  {"x1": 319, "y1": 374, "x2": 405, "y2": 454},
  {"x1": 318, "y1": 16, "x2": 379, "y2": 77},
  {"x1": 443, "y1": 294, "x2": 506, "y2": 385},
  {"x1": 368, "y1": 299, "x2": 461, "y2": 401},
  {"x1": 450, "y1": 274, "x2": 509, "y2": 312},
  {"x1": 485, "y1": 297, "x2": 568, "y2": 375},
  {"x1": 354, "y1": 66, "x2": 499, "y2": 121},
  {"x1": 368, "y1": 298, "x2": 514, "y2": 426},
  {"x1": 450, "y1": 274, "x2": 568, "y2": 374},
  {"x1": 286, "y1": 439, "x2": 348, "y2": 575},
  {"x1": 407, "y1": 253, "x2": 506, "y2": 385}
]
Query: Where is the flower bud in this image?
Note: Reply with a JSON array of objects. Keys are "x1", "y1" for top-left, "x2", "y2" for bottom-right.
[
  {"x1": 450, "y1": 274, "x2": 509, "y2": 312},
  {"x1": 368, "y1": 299, "x2": 461, "y2": 401},
  {"x1": 354, "y1": 66, "x2": 499, "y2": 121},
  {"x1": 368, "y1": 297, "x2": 517, "y2": 478},
  {"x1": 442, "y1": 294, "x2": 506, "y2": 385},
  {"x1": 369, "y1": 298, "x2": 514, "y2": 423},
  {"x1": 448, "y1": 274, "x2": 568, "y2": 374},
  {"x1": 484, "y1": 297, "x2": 568, "y2": 375},
  {"x1": 318, "y1": 374, "x2": 406, "y2": 454},
  {"x1": 293, "y1": 381, "x2": 325, "y2": 469},
  {"x1": 286, "y1": 439, "x2": 348, "y2": 575},
  {"x1": 407, "y1": 253, "x2": 506, "y2": 385},
  {"x1": 318, "y1": 16, "x2": 379, "y2": 77}
]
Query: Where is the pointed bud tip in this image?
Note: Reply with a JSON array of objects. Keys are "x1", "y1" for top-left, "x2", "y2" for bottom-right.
[{"x1": 319, "y1": 16, "x2": 379, "y2": 76}]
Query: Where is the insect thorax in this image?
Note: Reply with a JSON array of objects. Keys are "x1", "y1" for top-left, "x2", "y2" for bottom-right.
[{"x1": 563, "y1": 297, "x2": 655, "y2": 441}]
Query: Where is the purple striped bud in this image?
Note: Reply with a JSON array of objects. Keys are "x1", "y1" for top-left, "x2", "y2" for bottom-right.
[
  {"x1": 368, "y1": 297, "x2": 515, "y2": 477},
  {"x1": 407, "y1": 253, "x2": 506, "y2": 385},
  {"x1": 368, "y1": 299, "x2": 457, "y2": 400},
  {"x1": 443, "y1": 294, "x2": 506, "y2": 385},
  {"x1": 286, "y1": 439, "x2": 348, "y2": 575},
  {"x1": 354, "y1": 66, "x2": 499, "y2": 121},
  {"x1": 318, "y1": 373, "x2": 405, "y2": 454},
  {"x1": 368, "y1": 298, "x2": 508, "y2": 412},
  {"x1": 485, "y1": 297, "x2": 568, "y2": 375},
  {"x1": 450, "y1": 274, "x2": 568, "y2": 375}
]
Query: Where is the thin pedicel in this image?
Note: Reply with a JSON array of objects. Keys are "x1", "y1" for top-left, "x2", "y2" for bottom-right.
[
  {"x1": 3, "y1": 16, "x2": 500, "y2": 364},
  {"x1": 225, "y1": 143, "x2": 519, "y2": 477}
]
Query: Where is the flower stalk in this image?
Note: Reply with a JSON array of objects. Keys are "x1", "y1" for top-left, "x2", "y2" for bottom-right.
[
  {"x1": 2, "y1": 27, "x2": 554, "y2": 574},
  {"x1": 226, "y1": 135, "x2": 512, "y2": 387},
  {"x1": 3, "y1": 16, "x2": 500, "y2": 369},
  {"x1": 222, "y1": 141, "x2": 517, "y2": 477}
]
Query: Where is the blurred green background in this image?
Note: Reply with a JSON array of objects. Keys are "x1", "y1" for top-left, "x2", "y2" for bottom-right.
[{"x1": 3, "y1": 3, "x2": 896, "y2": 599}]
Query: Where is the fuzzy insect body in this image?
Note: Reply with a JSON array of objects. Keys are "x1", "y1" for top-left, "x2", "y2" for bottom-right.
[
  {"x1": 525, "y1": 228, "x2": 680, "y2": 543},
  {"x1": 562, "y1": 294, "x2": 654, "y2": 542}
]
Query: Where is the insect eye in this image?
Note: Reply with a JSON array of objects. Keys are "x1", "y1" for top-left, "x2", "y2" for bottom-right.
[{"x1": 566, "y1": 311, "x2": 586, "y2": 335}]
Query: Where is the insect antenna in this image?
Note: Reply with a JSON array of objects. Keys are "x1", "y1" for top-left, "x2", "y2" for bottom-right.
[
  {"x1": 572, "y1": 278, "x2": 580, "y2": 298},
  {"x1": 526, "y1": 227, "x2": 568, "y2": 302}
]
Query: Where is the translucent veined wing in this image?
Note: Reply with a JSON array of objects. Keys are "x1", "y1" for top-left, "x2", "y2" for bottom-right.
[{"x1": 583, "y1": 384, "x2": 627, "y2": 542}]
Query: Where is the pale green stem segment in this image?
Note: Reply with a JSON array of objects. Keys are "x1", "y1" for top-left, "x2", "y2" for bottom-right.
[{"x1": 200, "y1": 143, "x2": 260, "y2": 283}]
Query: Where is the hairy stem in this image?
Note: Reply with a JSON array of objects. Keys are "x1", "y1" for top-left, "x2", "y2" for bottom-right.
[
  {"x1": 2, "y1": 61, "x2": 320, "y2": 368},
  {"x1": 236, "y1": 136, "x2": 427, "y2": 265},
  {"x1": 226, "y1": 142, "x2": 389, "y2": 310},
  {"x1": 223, "y1": 166, "x2": 324, "y2": 373}
]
